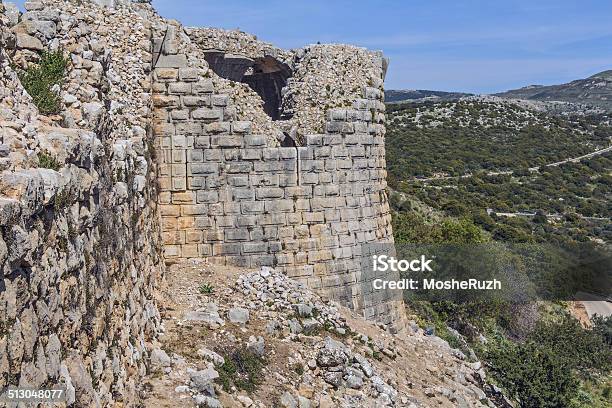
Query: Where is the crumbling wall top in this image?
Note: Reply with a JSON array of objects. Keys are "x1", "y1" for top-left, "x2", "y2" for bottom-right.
[
  {"x1": 282, "y1": 44, "x2": 385, "y2": 138},
  {"x1": 185, "y1": 27, "x2": 386, "y2": 143},
  {"x1": 187, "y1": 27, "x2": 293, "y2": 63}
]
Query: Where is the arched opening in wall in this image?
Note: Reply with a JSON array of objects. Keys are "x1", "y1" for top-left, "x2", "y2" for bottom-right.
[{"x1": 203, "y1": 51, "x2": 291, "y2": 120}]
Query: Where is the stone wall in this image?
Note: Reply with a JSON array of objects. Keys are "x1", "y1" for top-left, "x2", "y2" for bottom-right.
[
  {"x1": 0, "y1": 1, "x2": 403, "y2": 405},
  {"x1": 0, "y1": 1, "x2": 163, "y2": 405},
  {"x1": 153, "y1": 30, "x2": 403, "y2": 327}
]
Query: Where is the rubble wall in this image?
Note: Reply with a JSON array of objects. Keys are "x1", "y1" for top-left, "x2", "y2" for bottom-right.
[
  {"x1": 153, "y1": 32, "x2": 403, "y2": 326},
  {"x1": 0, "y1": 1, "x2": 163, "y2": 405}
]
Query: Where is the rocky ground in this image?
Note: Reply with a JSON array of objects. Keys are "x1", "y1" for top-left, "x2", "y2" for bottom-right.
[{"x1": 140, "y1": 260, "x2": 497, "y2": 408}]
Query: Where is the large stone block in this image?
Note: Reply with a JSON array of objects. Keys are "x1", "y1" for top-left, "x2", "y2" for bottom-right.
[
  {"x1": 231, "y1": 188, "x2": 255, "y2": 201},
  {"x1": 211, "y1": 95, "x2": 229, "y2": 106},
  {"x1": 225, "y1": 228, "x2": 250, "y2": 242},
  {"x1": 250, "y1": 174, "x2": 278, "y2": 187},
  {"x1": 243, "y1": 242, "x2": 268, "y2": 253},
  {"x1": 213, "y1": 243, "x2": 242, "y2": 256},
  {"x1": 155, "y1": 68, "x2": 178, "y2": 80},
  {"x1": 216, "y1": 136, "x2": 243, "y2": 148},
  {"x1": 178, "y1": 68, "x2": 202, "y2": 82},
  {"x1": 236, "y1": 215, "x2": 256, "y2": 227},
  {"x1": 189, "y1": 163, "x2": 218, "y2": 175},
  {"x1": 241, "y1": 149, "x2": 262, "y2": 160},
  {"x1": 241, "y1": 202, "x2": 264, "y2": 214},
  {"x1": 168, "y1": 82, "x2": 191, "y2": 95},
  {"x1": 264, "y1": 199, "x2": 294, "y2": 213},
  {"x1": 231, "y1": 121, "x2": 251, "y2": 134},
  {"x1": 196, "y1": 190, "x2": 219, "y2": 203},
  {"x1": 185, "y1": 230, "x2": 203, "y2": 243},
  {"x1": 193, "y1": 79, "x2": 214, "y2": 94},
  {"x1": 227, "y1": 162, "x2": 252, "y2": 174},
  {"x1": 183, "y1": 96, "x2": 211, "y2": 107},
  {"x1": 181, "y1": 244, "x2": 199, "y2": 257},
  {"x1": 155, "y1": 54, "x2": 188, "y2": 68},
  {"x1": 259, "y1": 213, "x2": 285, "y2": 226},
  {"x1": 206, "y1": 122, "x2": 232, "y2": 134},
  {"x1": 245, "y1": 135, "x2": 266, "y2": 147},
  {"x1": 192, "y1": 108, "x2": 222, "y2": 120},
  {"x1": 256, "y1": 187, "x2": 284, "y2": 199},
  {"x1": 152, "y1": 94, "x2": 180, "y2": 108},
  {"x1": 181, "y1": 205, "x2": 208, "y2": 216}
]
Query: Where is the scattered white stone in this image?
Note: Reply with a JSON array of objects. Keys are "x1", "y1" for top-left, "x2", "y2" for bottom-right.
[
  {"x1": 228, "y1": 307, "x2": 250, "y2": 324},
  {"x1": 150, "y1": 348, "x2": 171, "y2": 369}
]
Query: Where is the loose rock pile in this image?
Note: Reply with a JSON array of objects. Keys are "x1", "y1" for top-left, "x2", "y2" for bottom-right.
[
  {"x1": 236, "y1": 267, "x2": 349, "y2": 336},
  {"x1": 143, "y1": 263, "x2": 496, "y2": 407},
  {"x1": 281, "y1": 44, "x2": 386, "y2": 138}
]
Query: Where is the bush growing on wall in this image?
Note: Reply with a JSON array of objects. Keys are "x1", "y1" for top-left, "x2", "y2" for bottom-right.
[{"x1": 17, "y1": 51, "x2": 68, "y2": 115}]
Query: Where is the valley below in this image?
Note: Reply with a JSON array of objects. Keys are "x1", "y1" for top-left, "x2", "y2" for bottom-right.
[{"x1": 385, "y1": 72, "x2": 612, "y2": 408}]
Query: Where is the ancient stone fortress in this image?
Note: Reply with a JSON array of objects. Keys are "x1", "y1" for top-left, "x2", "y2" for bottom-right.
[{"x1": 0, "y1": 0, "x2": 401, "y2": 404}]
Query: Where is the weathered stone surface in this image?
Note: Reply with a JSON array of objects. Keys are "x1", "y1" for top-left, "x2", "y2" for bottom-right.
[
  {"x1": 0, "y1": 1, "x2": 403, "y2": 405},
  {"x1": 247, "y1": 335, "x2": 265, "y2": 357},
  {"x1": 0, "y1": 2, "x2": 163, "y2": 405},
  {"x1": 15, "y1": 33, "x2": 43, "y2": 50},
  {"x1": 228, "y1": 307, "x2": 250, "y2": 324},
  {"x1": 294, "y1": 303, "x2": 313, "y2": 317},
  {"x1": 190, "y1": 367, "x2": 219, "y2": 391},
  {"x1": 156, "y1": 54, "x2": 188, "y2": 68},
  {"x1": 152, "y1": 28, "x2": 402, "y2": 329},
  {"x1": 317, "y1": 337, "x2": 349, "y2": 368},
  {"x1": 150, "y1": 348, "x2": 172, "y2": 369},
  {"x1": 4, "y1": 2, "x2": 20, "y2": 26},
  {"x1": 197, "y1": 347, "x2": 225, "y2": 367},
  {"x1": 237, "y1": 395, "x2": 254, "y2": 407},
  {"x1": 184, "y1": 303, "x2": 225, "y2": 327},
  {"x1": 280, "y1": 392, "x2": 298, "y2": 408}
]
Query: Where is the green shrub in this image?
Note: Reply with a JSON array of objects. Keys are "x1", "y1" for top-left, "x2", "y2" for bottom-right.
[
  {"x1": 487, "y1": 316, "x2": 611, "y2": 408},
  {"x1": 17, "y1": 51, "x2": 68, "y2": 115},
  {"x1": 292, "y1": 362, "x2": 304, "y2": 375},
  {"x1": 488, "y1": 339, "x2": 578, "y2": 408},
  {"x1": 37, "y1": 151, "x2": 61, "y2": 171},
  {"x1": 216, "y1": 349, "x2": 266, "y2": 393}
]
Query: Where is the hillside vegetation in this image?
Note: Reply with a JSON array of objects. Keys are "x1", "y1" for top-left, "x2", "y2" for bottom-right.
[
  {"x1": 386, "y1": 100, "x2": 611, "y2": 180},
  {"x1": 386, "y1": 97, "x2": 612, "y2": 408}
]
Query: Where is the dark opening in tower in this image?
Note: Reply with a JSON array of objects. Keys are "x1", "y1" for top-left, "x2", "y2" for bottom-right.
[{"x1": 203, "y1": 52, "x2": 291, "y2": 120}]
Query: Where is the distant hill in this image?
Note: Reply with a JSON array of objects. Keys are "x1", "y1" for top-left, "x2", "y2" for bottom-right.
[
  {"x1": 385, "y1": 89, "x2": 472, "y2": 103},
  {"x1": 385, "y1": 98, "x2": 611, "y2": 179},
  {"x1": 495, "y1": 70, "x2": 612, "y2": 111}
]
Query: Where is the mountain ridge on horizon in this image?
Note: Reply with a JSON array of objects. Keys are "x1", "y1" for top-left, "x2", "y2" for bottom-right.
[{"x1": 386, "y1": 69, "x2": 612, "y2": 111}]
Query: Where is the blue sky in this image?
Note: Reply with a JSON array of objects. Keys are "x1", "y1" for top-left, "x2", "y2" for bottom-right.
[
  {"x1": 12, "y1": 0, "x2": 612, "y2": 93},
  {"x1": 151, "y1": 0, "x2": 612, "y2": 93}
]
